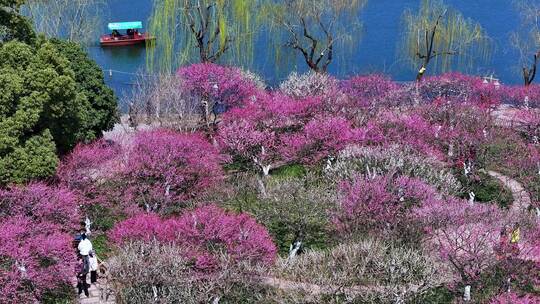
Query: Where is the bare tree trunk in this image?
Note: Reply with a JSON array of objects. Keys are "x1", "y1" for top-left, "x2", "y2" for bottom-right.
[{"x1": 463, "y1": 285, "x2": 471, "y2": 302}]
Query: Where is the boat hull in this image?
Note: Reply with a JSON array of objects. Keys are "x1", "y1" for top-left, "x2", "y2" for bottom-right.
[{"x1": 100, "y1": 33, "x2": 154, "y2": 47}]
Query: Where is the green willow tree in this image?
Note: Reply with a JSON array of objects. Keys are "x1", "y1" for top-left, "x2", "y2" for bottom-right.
[
  {"x1": 401, "y1": 0, "x2": 492, "y2": 81},
  {"x1": 511, "y1": 0, "x2": 540, "y2": 87},
  {"x1": 260, "y1": 0, "x2": 367, "y2": 73},
  {"x1": 147, "y1": 0, "x2": 258, "y2": 72}
]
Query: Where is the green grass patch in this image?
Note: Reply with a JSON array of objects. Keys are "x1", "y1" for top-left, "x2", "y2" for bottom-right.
[
  {"x1": 457, "y1": 171, "x2": 513, "y2": 209},
  {"x1": 92, "y1": 234, "x2": 113, "y2": 258},
  {"x1": 270, "y1": 164, "x2": 306, "y2": 179}
]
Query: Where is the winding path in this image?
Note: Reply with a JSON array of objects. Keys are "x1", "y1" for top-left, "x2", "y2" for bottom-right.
[{"x1": 485, "y1": 170, "x2": 532, "y2": 214}]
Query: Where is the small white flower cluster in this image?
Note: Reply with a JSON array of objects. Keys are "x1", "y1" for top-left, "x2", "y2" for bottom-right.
[
  {"x1": 279, "y1": 71, "x2": 338, "y2": 99},
  {"x1": 239, "y1": 69, "x2": 267, "y2": 90},
  {"x1": 326, "y1": 145, "x2": 462, "y2": 195}
]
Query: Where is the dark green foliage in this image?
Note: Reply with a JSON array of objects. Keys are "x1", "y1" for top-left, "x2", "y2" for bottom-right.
[
  {"x1": 41, "y1": 283, "x2": 75, "y2": 304},
  {"x1": 0, "y1": 39, "x2": 117, "y2": 185},
  {"x1": 270, "y1": 164, "x2": 306, "y2": 179},
  {"x1": 458, "y1": 171, "x2": 513, "y2": 209},
  {"x1": 50, "y1": 39, "x2": 118, "y2": 138},
  {"x1": 0, "y1": 0, "x2": 36, "y2": 44},
  {"x1": 226, "y1": 173, "x2": 335, "y2": 255},
  {"x1": 85, "y1": 203, "x2": 121, "y2": 232},
  {"x1": 92, "y1": 234, "x2": 113, "y2": 258}
]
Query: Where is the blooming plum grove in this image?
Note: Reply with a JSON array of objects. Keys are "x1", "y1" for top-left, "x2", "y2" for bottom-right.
[{"x1": 7, "y1": 65, "x2": 540, "y2": 302}]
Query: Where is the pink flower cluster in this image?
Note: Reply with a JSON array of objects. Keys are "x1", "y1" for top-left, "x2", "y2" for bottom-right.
[
  {"x1": 109, "y1": 205, "x2": 277, "y2": 271},
  {"x1": 58, "y1": 129, "x2": 226, "y2": 213},
  {"x1": 334, "y1": 174, "x2": 437, "y2": 233},
  {"x1": 218, "y1": 92, "x2": 359, "y2": 170},
  {"x1": 0, "y1": 184, "x2": 78, "y2": 303},
  {"x1": 340, "y1": 74, "x2": 400, "y2": 109},
  {"x1": 123, "y1": 130, "x2": 227, "y2": 211},
  {"x1": 418, "y1": 73, "x2": 502, "y2": 107},
  {"x1": 177, "y1": 63, "x2": 264, "y2": 108},
  {"x1": 489, "y1": 292, "x2": 540, "y2": 304}
]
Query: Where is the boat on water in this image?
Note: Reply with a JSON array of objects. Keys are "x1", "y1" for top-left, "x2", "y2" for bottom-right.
[{"x1": 100, "y1": 21, "x2": 155, "y2": 47}]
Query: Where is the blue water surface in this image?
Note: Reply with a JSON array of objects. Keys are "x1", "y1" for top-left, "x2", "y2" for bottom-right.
[{"x1": 87, "y1": 0, "x2": 522, "y2": 104}]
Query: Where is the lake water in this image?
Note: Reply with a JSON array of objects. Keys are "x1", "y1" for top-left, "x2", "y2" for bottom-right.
[{"x1": 87, "y1": 0, "x2": 521, "y2": 103}]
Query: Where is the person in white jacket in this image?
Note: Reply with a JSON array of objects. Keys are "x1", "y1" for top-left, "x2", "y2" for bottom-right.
[
  {"x1": 78, "y1": 232, "x2": 93, "y2": 273},
  {"x1": 88, "y1": 250, "x2": 99, "y2": 284}
]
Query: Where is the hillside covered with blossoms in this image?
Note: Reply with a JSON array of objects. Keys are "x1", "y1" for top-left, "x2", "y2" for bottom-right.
[{"x1": 2, "y1": 0, "x2": 540, "y2": 303}]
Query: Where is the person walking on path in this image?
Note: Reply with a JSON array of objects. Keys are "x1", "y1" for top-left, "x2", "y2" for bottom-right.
[
  {"x1": 76, "y1": 256, "x2": 90, "y2": 297},
  {"x1": 89, "y1": 250, "x2": 99, "y2": 284},
  {"x1": 78, "y1": 231, "x2": 93, "y2": 273}
]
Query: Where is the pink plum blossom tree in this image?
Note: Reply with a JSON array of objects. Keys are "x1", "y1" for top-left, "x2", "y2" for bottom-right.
[
  {"x1": 0, "y1": 183, "x2": 80, "y2": 232},
  {"x1": 58, "y1": 129, "x2": 227, "y2": 214},
  {"x1": 334, "y1": 174, "x2": 437, "y2": 237},
  {"x1": 414, "y1": 198, "x2": 506, "y2": 301},
  {"x1": 218, "y1": 93, "x2": 358, "y2": 174},
  {"x1": 109, "y1": 205, "x2": 277, "y2": 271},
  {"x1": 0, "y1": 184, "x2": 79, "y2": 303},
  {"x1": 0, "y1": 217, "x2": 76, "y2": 304},
  {"x1": 123, "y1": 129, "x2": 227, "y2": 212},
  {"x1": 177, "y1": 63, "x2": 266, "y2": 131}
]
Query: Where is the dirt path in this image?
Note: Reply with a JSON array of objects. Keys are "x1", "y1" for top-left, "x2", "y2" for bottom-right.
[
  {"x1": 77, "y1": 279, "x2": 115, "y2": 304},
  {"x1": 486, "y1": 170, "x2": 532, "y2": 214}
]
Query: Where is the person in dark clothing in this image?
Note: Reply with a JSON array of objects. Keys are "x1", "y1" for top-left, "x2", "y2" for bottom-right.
[
  {"x1": 89, "y1": 250, "x2": 98, "y2": 284},
  {"x1": 76, "y1": 257, "x2": 89, "y2": 297}
]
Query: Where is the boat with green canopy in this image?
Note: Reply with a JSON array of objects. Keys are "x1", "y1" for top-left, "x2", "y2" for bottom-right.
[{"x1": 100, "y1": 21, "x2": 154, "y2": 47}]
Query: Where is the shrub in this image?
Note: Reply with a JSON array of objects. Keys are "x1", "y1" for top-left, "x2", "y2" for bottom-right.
[
  {"x1": 108, "y1": 241, "x2": 269, "y2": 304},
  {"x1": 177, "y1": 62, "x2": 265, "y2": 109},
  {"x1": 123, "y1": 130, "x2": 226, "y2": 212},
  {"x1": 418, "y1": 73, "x2": 501, "y2": 107},
  {"x1": 340, "y1": 74, "x2": 400, "y2": 109},
  {"x1": 109, "y1": 205, "x2": 277, "y2": 271},
  {"x1": 0, "y1": 183, "x2": 79, "y2": 232},
  {"x1": 370, "y1": 111, "x2": 444, "y2": 159},
  {"x1": 57, "y1": 138, "x2": 123, "y2": 190},
  {"x1": 0, "y1": 217, "x2": 76, "y2": 304},
  {"x1": 227, "y1": 174, "x2": 336, "y2": 255},
  {"x1": 59, "y1": 129, "x2": 226, "y2": 214},
  {"x1": 417, "y1": 101, "x2": 494, "y2": 169},
  {"x1": 273, "y1": 239, "x2": 448, "y2": 303},
  {"x1": 218, "y1": 93, "x2": 358, "y2": 173},
  {"x1": 326, "y1": 145, "x2": 461, "y2": 195},
  {"x1": 334, "y1": 174, "x2": 437, "y2": 239},
  {"x1": 279, "y1": 71, "x2": 339, "y2": 100},
  {"x1": 414, "y1": 198, "x2": 508, "y2": 301}
]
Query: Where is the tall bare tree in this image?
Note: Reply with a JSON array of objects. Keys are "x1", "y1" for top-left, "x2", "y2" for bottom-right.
[
  {"x1": 401, "y1": 0, "x2": 492, "y2": 81},
  {"x1": 511, "y1": 0, "x2": 540, "y2": 87},
  {"x1": 23, "y1": 0, "x2": 103, "y2": 45},
  {"x1": 261, "y1": 0, "x2": 367, "y2": 74},
  {"x1": 148, "y1": 0, "x2": 258, "y2": 72}
]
